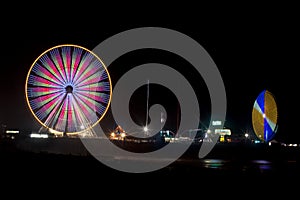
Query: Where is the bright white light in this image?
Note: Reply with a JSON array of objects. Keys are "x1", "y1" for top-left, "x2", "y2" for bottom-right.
[
  {"x1": 6, "y1": 130, "x2": 19, "y2": 134},
  {"x1": 245, "y1": 133, "x2": 249, "y2": 138},
  {"x1": 212, "y1": 120, "x2": 222, "y2": 126},
  {"x1": 120, "y1": 132, "x2": 126, "y2": 138},
  {"x1": 207, "y1": 129, "x2": 211, "y2": 134},
  {"x1": 30, "y1": 133, "x2": 48, "y2": 138},
  {"x1": 160, "y1": 112, "x2": 165, "y2": 123},
  {"x1": 110, "y1": 132, "x2": 115, "y2": 137},
  {"x1": 80, "y1": 125, "x2": 85, "y2": 130},
  {"x1": 143, "y1": 126, "x2": 148, "y2": 132},
  {"x1": 263, "y1": 113, "x2": 266, "y2": 118},
  {"x1": 215, "y1": 129, "x2": 231, "y2": 135}
]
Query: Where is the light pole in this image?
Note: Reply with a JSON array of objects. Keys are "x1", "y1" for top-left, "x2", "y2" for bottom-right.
[{"x1": 245, "y1": 133, "x2": 249, "y2": 143}]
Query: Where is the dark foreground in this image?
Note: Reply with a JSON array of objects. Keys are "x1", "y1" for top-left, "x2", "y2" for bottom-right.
[{"x1": 1, "y1": 138, "x2": 300, "y2": 194}]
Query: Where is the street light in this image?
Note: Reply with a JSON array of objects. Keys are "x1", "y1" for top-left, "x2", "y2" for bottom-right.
[
  {"x1": 244, "y1": 133, "x2": 250, "y2": 143},
  {"x1": 143, "y1": 126, "x2": 148, "y2": 132}
]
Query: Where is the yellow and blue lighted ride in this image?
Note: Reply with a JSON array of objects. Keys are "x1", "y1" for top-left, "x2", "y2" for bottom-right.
[{"x1": 252, "y1": 90, "x2": 278, "y2": 142}]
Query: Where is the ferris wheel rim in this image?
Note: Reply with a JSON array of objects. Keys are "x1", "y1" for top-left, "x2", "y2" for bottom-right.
[{"x1": 25, "y1": 44, "x2": 112, "y2": 135}]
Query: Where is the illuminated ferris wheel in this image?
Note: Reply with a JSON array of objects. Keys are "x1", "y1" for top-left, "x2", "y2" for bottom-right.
[
  {"x1": 25, "y1": 44, "x2": 112, "y2": 136},
  {"x1": 252, "y1": 89, "x2": 278, "y2": 142}
]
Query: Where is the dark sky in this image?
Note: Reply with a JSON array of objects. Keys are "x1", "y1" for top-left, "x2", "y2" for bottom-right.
[{"x1": 0, "y1": 8, "x2": 299, "y2": 143}]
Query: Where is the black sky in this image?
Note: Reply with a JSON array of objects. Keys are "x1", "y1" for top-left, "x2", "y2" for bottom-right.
[{"x1": 0, "y1": 7, "x2": 299, "y2": 143}]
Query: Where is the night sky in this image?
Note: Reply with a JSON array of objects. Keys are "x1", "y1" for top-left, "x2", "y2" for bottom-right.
[{"x1": 0, "y1": 8, "x2": 298, "y2": 143}]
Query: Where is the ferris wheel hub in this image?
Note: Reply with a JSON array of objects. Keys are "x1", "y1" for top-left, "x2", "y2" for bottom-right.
[{"x1": 65, "y1": 85, "x2": 73, "y2": 94}]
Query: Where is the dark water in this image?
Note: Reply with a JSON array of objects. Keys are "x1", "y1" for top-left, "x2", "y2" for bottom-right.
[
  {"x1": 1, "y1": 144, "x2": 299, "y2": 176},
  {"x1": 1, "y1": 138, "x2": 300, "y2": 193}
]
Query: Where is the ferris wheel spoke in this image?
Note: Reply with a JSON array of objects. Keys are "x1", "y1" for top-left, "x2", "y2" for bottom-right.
[
  {"x1": 72, "y1": 93, "x2": 98, "y2": 124},
  {"x1": 73, "y1": 92, "x2": 98, "y2": 115},
  {"x1": 253, "y1": 101, "x2": 263, "y2": 115},
  {"x1": 49, "y1": 93, "x2": 69, "y2": 132},
  {"x1": 78, "y1": 89, "x2": 110, "y2": 105},
  {"x1": 72, "y1": 52, "x2": 94, "y2": 84},
  {"x1": 40, "y1": 54, "x2": 66, "y2": 85},
  {"x1": 73, "y1": 60, "x2": 103, "y2": 86},
  {"x1": 30, "y1": 74, "x2": 64, "y2": 89},
  {"x1": 43, "y1": 94, "x2": 67, "y2": 130},
  {"x1": 27, "y1": 87, "x2": 64, "y2": 99},
  {"x1": 75, "y1": 92, "x2": 107, "y2": 116},
  {"x1": 70, "y1": 47, "x2": 83, "y2": 85},
  {"x1": 50, "y1": 49, "x2": 68, "y2": 84},
  {"x1": 61, "y1": 47, "x2": 72, "y2": 83},
  {"x1": 76, "y1": 82, "x2": 111, "y2": 95},
  {"x1": 32, "y1": 63, "x2": 64, "y2": 87},
  {"x1": 75, "y1": 72, "x2": 108, "y2": 89},
  {"x1": 68, "y1": 95, "x2": 80, "y2": 132},
  {"x1": 30, "y1": 91, "x2": 64, "y2": 110},
  {"x1": 72, "y1": 95, "x2": 95, "y2": 130},
  {"x1": 28, "y1": 85, "x2": 61, "y2": 95},
  {"x1": 28, "y1": 74, "x2": 63, "y2": 89},
  {"x1": 76, "y1": 83, "x2": 102, "y2": 92},
  {"x1": 75, "y1": 68, "x2": 108, "y2": 87},
  {"x1": 35, "y1": 93, "x2": 65, "y2": 123}
]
